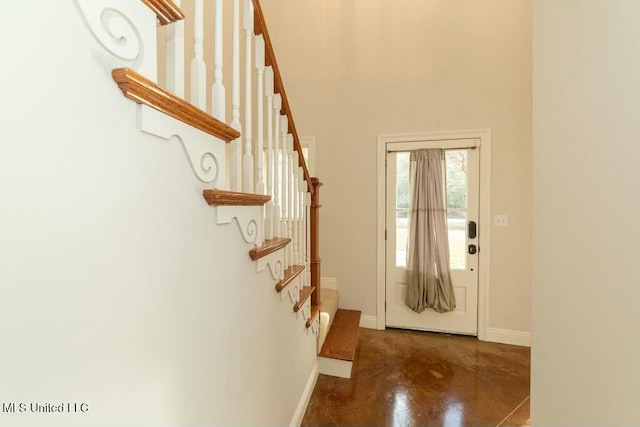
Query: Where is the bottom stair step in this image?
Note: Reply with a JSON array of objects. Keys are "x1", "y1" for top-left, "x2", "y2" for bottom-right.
[{"x1": 318, "y1": 309, "x2": 361, "y2": 378}]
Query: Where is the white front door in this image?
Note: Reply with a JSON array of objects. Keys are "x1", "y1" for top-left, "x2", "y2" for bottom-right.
[{"x1": 385, "y1": 139, "x2": 479, "y2": 335}]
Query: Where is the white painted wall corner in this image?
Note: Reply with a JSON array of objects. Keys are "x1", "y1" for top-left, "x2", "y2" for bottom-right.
[{"x1": 359, "y1": 315, "x2": 378, "y2": 329}]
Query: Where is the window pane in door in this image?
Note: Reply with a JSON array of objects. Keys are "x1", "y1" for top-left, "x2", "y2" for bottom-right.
[
  {"x1": 396, "y1": 211, "x2": 408, "y2": 267},
  {"x1": 446, "y1": 150, "x2": 468, "y2": 270},
  {"x1": 396, "y1": 152, "x2": 410, "y2": 267},
  {"x1": 396, "y1": 152, "x2": 410, "y2": 209},
  {"x1": 446, "y1": 150, "x2": 467, "y2": 211},
  {"x1": 448, "y1": 212, "x2": 467, "y2": 270}
]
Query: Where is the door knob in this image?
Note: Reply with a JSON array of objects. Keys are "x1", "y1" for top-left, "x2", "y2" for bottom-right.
[{"x1": 468, "y1": 244, "x2": 477, "y2": 255}]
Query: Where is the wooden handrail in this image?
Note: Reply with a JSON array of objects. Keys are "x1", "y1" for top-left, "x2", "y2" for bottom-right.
[
  {"x1": 112, "y1": 68, "x2": 240, "y2": 143},
  {"x1": 252, "y1": 0, "x2": 313, "y2": 194},
  {"x1": 141, "y1": 0, "x2": 185, "y2": 25}
]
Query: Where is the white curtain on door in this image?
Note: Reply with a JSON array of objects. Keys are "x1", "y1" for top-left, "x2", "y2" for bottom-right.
[{"x1": 405, "y1": 149, "x2": 456, "y2": 313}]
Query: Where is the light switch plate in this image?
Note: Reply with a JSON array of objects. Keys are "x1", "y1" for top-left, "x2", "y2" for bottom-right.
[{"x1": 494, "y1": 214, "x2": 508, "y2": 227}]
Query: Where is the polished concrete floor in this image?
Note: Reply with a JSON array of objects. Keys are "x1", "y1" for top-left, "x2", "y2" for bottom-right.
[{"x1": 302, "y1": 328, "x2": 530, "y2": 427}]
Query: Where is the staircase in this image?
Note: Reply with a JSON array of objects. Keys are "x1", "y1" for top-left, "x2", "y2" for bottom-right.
[
  {"x1": 72, "y1": 0, "x2": 364, "y2": 422},
  {"x1": 106, "y1": 0, "x2": 325, "y2": 332},
  {"x1": 69, "y1": 0, "x2": 328, "y2": 424}
]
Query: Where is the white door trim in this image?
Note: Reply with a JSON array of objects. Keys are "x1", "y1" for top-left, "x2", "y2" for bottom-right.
[{"x1": 376, "y1": 129, "x2": 492, "y2": 341}]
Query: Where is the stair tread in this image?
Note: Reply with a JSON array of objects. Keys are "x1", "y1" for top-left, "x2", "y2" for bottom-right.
[
  {"x1": 203, "y1": 189, "x2": 270, "y2": 206},
  {"x1": 112, "y1": 68, "x2": 239, "y2": 142},
  {"x1": 306, "y1": 303, "x2": 322, "y2": 328},
  {"x1": 294, "y1": 286, "x2": 315, "y2": 312},
  {"x1": 319, "y1": 309, "x2": 361, "y2": 361},
  {"x1": 249, "y1": 238, "x2": 291, "y2": 261},
  {"x1": 276, "y1": 265, "x2": 305, "y2": 292}
]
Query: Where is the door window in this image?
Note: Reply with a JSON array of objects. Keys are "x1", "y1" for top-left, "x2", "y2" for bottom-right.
[
  {"x1": 445, "y1": 150, "x2": 468, "y2": 270},
  {"x1": 395, "y1": 152, "x2": 410, "y2": 266},
  {"x1": 394, "y1": 150, "x2": 469, "y2": 270}
]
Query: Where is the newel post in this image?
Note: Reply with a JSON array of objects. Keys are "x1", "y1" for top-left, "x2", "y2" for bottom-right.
[{"x1": 310, "y1": 177, "x2": 323, "y2": 306}]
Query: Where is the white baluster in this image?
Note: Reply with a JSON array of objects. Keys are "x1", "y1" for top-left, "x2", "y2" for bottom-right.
[
  {"x1": 191, "y1": 0, "x2": 206, "y2": 109},
  {"x1": 264, "y1": 67, "x2": 274, "y2": 240},
  {"x1": 211, "y1": 0, "x2": 225, "y2": 121},
  {"x1": 165, "y1": 0, "x2": 184, "y2": 97},
  {"x1": 280, "y1": 115, "x2": 289, "y2": 267},
  {"x1": 272, "y1": 94, "x2": 282, "y2": 237},
  {"x1": 292, "y1": 158, "x2": 300, "y2": 265},
  {"x1": 298, "y1": 166, "x2": 304, "y2": 269},
  {"x1": 242, "y1": 0, "x2": 254, "y2": 193},
  {"x1": 255, "y1": 35, "x2": 265, "y2": 196},
  {"x1": 286, "y1": 134, "x2": 295, "y2": 266},
  {"x1": 230, "y1": 0, "x2": 242, "y2": 191},
  {"x1": 305, "y1": 191, "x2": 312, "y2": 285},
  {"x1": 297, "y1": 170, "x2": 303, "y2": 274}
]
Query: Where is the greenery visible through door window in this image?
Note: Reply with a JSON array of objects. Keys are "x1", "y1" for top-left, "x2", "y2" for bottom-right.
[
  {"x1": 446, "y1": 150, "x2": 468, "y2": 270},
  {"x1": 396, "y1": 153, "x2": 410, "y2": 266}
]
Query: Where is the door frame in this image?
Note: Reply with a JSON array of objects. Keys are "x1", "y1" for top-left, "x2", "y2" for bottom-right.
[{"x1": 376, "y1": 129, "x2": 492, "y2": 341}]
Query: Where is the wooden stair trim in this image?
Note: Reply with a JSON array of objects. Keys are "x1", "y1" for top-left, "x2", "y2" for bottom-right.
[
  {"x1": 293, "y1": 285, "x2": 315, "y2": 312},
  {"x1": 112, "y1": 68, "x2": 240, "y2": 142},
  {"x1": 275, "y1": 265, "x2": 305, "y2": 292},
  {"x1": 249, "y1": 238, "x2": 290, "y2": 261},
  {"x1": 306, "y1": 303, "x2": 322, "y2": 328},
  {"x1": 203, "y1": 189, "x2": 270, "y2": 206},
  {"x1": 141, "y1": 0, "x2": 185, "y2": 25},
  {"x1": 318, "y1": 309, "x2": 361, "y2": 361}
]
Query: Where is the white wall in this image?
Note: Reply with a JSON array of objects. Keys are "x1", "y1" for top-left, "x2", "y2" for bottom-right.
[
  {"x1": 0, "y1": 2, "x2": 315, "y2": 426},
  {"x1": 262, "y1": 0, "x2": 532, "y2": 336},
  {"x1": 533, "y1": 1, "x2": 640, "y2": 424}
]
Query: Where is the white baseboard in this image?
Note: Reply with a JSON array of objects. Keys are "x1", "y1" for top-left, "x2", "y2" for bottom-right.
[
  {"x1": 359, "y1": 314, "x2": 378, "y2": 329},
  {"x1": 485, "y1": 327, "x2": 531, "y2": 347},
  {"x1": 290, "y1": 361, "x2": 319, "y2": 427},
  {"x1": 321, "y1": 277, "x2": 337, "y2": 290},
  {"x1": 357, "y1": 315, "x2": 529, "y2": 346}
]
